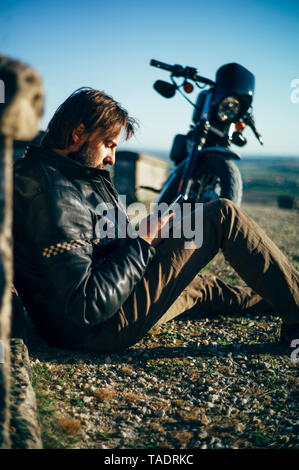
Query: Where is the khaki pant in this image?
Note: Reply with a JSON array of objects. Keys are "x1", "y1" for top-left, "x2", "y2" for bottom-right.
[{"x1": 83, "y1": 198, "x2": 299, "y2": 352}]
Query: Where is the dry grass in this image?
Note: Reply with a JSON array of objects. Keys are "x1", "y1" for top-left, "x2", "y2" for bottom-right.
[
  {"x1": 92, "y1": 388, "x2": 117, "y2": 402},
  {"x1": 120, "y1": 365, "x2": 134, "y2": 376},
  {"x1": 57, "y1": 417, "x2": 82, "y2": 435},
  {"x1": 124, "y1": 392, "x2": 147, "y2": 403},
  {"x1": 169, "y1": 430, "x2": 194, "y2": 447}
]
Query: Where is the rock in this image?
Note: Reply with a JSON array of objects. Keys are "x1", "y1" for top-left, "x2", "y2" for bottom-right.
[
  {"x1": 210, "y1": 394, "x2": 219, "y2": 402},
  {"x1": 9, "y1": 339, "x2": 42, "y2": 449},
  {"x1": 120, "y1": 429, "x2": 137, "y2": 440},
  {"x1": 215, "y1": 442, "x2": 224, "y2": 449},
  {"x1": 200, "y1": 413, "x2": 209, "y2": 425},
  {"x1": 263, "y1": 362, "x2": 271, "y2": 369},
  {"x1": 83, "y1": 396, "x2": 93, "y2": 404},
  {"x1": 235, "y1": 422, "x2": 245, "y2": 433}
]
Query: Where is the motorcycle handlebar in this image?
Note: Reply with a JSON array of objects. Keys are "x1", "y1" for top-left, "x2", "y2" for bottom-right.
[
  {"x1": 150, "y1": 59, "x2": 174, "y2": 72},
  {"x1": 150, "y1": 59, "x2": 215, "y2": 86}
]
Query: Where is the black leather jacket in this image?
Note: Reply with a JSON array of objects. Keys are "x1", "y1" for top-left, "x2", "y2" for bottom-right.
[{"x1": 13, "y1": 146, "x2": 156, "y2": 347}]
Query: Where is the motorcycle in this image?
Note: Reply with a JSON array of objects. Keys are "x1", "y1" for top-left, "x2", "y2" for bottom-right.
[{"x1": 143, "y1": 59, "x2": 263, "y2": 207}]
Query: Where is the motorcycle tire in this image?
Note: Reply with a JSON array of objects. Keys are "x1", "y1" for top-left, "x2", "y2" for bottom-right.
[
  {"x1": 196, "y1": 154, "x2": 243, "y2": 206},
  {"x1": 157, "y1": 154, "x2": 243, "y2": 206}
]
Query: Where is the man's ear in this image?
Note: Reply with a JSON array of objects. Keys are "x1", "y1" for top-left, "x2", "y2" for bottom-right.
[{"x1": 72, "y1": 123, "x2": 86, "y2": 143}]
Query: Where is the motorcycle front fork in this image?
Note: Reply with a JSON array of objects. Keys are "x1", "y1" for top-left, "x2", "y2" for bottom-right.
[{"x1": 177, "y1": 120, "x2": 210, "y2": 198}]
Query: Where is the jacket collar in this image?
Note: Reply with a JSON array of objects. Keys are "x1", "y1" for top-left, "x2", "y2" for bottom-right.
[{"x1": 23, "y1": 145, "x2": 112, "y2": 181}]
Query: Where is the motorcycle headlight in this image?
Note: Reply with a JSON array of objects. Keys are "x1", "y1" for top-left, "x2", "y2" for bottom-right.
[{"x1": 217, "y1": 96, "x2": 240, "y2": 122}]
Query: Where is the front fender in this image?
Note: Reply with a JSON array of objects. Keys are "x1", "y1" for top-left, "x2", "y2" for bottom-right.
[{"x1": 199, "y1": 146, "x2": 241, "y2": 160}]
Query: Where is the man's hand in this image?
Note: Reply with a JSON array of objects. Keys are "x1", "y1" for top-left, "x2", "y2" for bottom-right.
[{"x1": 138, "y1": 212, "x2": 174, "y2": 247}]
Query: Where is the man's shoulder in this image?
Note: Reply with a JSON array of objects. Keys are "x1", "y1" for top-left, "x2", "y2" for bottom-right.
[{"x1": 14, "y1": 145, "x2": 79, "y2": 202}]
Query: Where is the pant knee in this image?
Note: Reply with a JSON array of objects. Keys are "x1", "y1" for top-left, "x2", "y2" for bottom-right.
[
  {"x1": 218, "y1": 197, "x2": 236, "y2": 212},
  {"x1": 217, "y1": 198, "x2": 240, "y2": 225}
]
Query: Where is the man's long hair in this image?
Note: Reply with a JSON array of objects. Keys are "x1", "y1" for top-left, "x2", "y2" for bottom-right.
[{"x1": 41, "y1": 87, "x2": 137, "y2": 149}]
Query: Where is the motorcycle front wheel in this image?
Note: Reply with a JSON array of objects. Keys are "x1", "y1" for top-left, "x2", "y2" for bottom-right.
[
  {"x1": 158, "y1": 154, "x2": 243, "y2": 206},
  {"x1": 193, "y1": 154, "x2": 243, "y2": 206}
]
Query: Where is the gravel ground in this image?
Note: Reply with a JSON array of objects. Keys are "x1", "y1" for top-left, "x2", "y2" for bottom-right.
[{"x1": 27, "y1": 203, "x2": 299, "y2": 449}]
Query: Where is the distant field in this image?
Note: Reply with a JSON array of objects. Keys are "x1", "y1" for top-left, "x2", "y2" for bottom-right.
[{"x1": 237, "y1": 157, "x2": 299, "y2": 206}]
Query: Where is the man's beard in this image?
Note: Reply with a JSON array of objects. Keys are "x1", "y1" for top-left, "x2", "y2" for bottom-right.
[{"x1": 68, "y1": 141, "x2": 105, "y2": 169}]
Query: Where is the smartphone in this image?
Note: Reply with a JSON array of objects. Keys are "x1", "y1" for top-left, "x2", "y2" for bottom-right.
[{"x1": 160, "y1": 194, "x2": 186, "y2": 218}]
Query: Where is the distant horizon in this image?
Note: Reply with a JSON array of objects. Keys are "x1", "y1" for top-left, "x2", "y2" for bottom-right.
[
  {"x1": 31, "y1": 129, "x2": 299, "y2": 160},
  {"x1": 16, "y1": 128, "x2": 299, "y2": 162},
  {"x1": 117, "y1": 145, "x2": 299, "y2": 161}
]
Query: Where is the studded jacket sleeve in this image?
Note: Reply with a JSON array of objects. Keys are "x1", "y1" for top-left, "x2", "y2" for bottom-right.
[{"x1": 15, "y1": 185, "x2": 156, "y2": 343}]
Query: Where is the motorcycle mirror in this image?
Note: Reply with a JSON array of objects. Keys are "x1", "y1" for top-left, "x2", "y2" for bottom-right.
[
  {"x1": 154, "y1": 80, "x2": 176, "y2": 98},
  {"x1": 232, "y1": 131, "x2": 247, "y2": 147}
]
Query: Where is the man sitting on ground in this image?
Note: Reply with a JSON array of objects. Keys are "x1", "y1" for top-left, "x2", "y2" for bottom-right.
[{"x1": 13, "y1": 88, "x2": 299, "y2": 351}]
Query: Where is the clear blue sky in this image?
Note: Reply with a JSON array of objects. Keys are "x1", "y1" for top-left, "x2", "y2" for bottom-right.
[{"x1": 1, "y1": 0, "x2": 299, "y2": 157}]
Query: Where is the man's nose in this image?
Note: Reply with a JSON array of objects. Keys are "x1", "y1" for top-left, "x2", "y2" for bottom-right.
[
  {"x1": 104, "y1": 149, "x2": 115, "y2": 166},
  {"x1": 109, "y1": 148, "x2": 116, "y2": 165}
]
